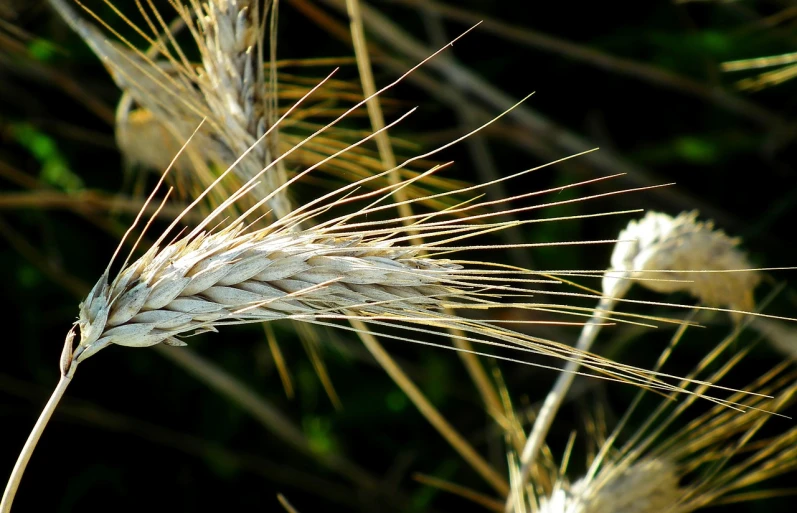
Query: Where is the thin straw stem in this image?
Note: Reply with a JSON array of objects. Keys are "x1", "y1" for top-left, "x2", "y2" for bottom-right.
[
  {"x1": 0, "y1": 372, "x2": 75, "y2": 513},
  {"x1": 510, "y1": 295, "x2": 617, "y2": 511}
]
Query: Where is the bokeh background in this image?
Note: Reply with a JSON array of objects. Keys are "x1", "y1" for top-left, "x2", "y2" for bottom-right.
[{"x1": 2, "y1": 1, "x2": 797, "y2": 511}]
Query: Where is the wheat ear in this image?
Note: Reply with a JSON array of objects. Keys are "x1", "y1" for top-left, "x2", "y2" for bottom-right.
[
  {"x1": 47, "y1": 0, "x2": 292, "y2": 214},
  {"x1": 514, "y1": 208, "x2": 773, "y2": 500}
]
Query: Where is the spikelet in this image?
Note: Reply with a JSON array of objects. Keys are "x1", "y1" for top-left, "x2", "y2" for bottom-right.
[
  {"x1": 603, "y1": 210, "x2": 761, "y2": 321},
  {"x1": 191, "y1": 0, "x2": 291, "y2": 217}
]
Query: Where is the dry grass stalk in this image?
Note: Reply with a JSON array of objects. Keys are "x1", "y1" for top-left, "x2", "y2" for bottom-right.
[
  {"x1": 723, "y1": 51, "x2": 797, "y2": 91},
  {"x1": 344, "y1": 0, "x2": 506, "y2": 430}
]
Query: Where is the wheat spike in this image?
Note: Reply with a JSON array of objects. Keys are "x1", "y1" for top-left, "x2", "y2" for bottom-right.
[
  {"x1": 50, "y1": 0, "x2": 464, "y2": 220},
  {"x1": 603, "y1": 210, "x2": 761, "y2": 320},
  {"x1": 514, "y1": 208, "x2": 771, "y2": 497},
  {"x1": 47, "y1": 0, "x2": 291, "y2": 215},
  {"x1": 70, "y1": 166, "x2": 680, "y2": 395},
  {"x1": 191, "y1": 0, "x2": 291, "y2": 217}
]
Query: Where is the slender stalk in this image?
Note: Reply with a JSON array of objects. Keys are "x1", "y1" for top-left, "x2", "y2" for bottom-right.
[
  {"x1": 1, "y1": 352, "x2": 77, "y2": 513},
  {"x1": 509, "y1": 296, "x2": 616, "y2": 511},
  {"x1": 344, "y1": 0, "x2": 418, "y2": 242},
  {"x1": 352, "y1": 318, "x2": 510, "y2": 496},
  {"x1": 345, "y1": 0, "x2": 506, "y2": 424}
]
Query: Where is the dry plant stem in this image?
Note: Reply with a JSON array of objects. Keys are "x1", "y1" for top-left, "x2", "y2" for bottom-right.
[
  {"x1": 353, "y1": 318, "x2": 510, "y2": 496},
  {"x1": 343, "y1": 3, "x2": 506, "y2": 469},
  {"x1": 345, "y1": 0, "x2": 505, "y2": 423},
  {"x1": 512, "y1": 296, "x2": 617, "y2": 511},
  {"x1": 277, "y1": 494, "x2": 302, "y2": 513},
  {"x1": 399, "y1": 0, "x2": 784, "y2": 129},
  {"x1": 0, "y1": 341, "x2": 79, "y2": 513},
  {"x1": 344, "y1": 0, "x2": 416, "y2": 240},
  {"x1": 316, "y1": 0, "x2": 737, "y2": 228},
  {"x1": 0, "y1": 375, "x2": 369, "y2": 511},
  {"x1": 723, "y1": 51, "x2": 797, "y2": 72},
  {"x1": 154, "y1": 344, "x2": 379, "y2": 488}
]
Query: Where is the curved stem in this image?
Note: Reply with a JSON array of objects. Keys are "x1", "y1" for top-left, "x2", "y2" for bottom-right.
[
  {"x1": 509, "y1": 295, "x2": 617, "y2": 511},
  {"x1": 1, "y1": 372, "x2": 74, "y2": 513}
]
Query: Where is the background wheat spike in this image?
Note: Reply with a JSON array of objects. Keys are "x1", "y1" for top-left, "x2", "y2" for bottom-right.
[{"x1": 532, "y1": 337, "x2": 797, "y2": 513}]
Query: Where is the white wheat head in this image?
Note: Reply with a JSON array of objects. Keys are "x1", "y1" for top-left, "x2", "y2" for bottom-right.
[
  {"x1": 70, "y1": 148, "x2": 685, "y2": 394},
  {"x1": 603, "y1": 210, "x2": 761, "y2": 321}
]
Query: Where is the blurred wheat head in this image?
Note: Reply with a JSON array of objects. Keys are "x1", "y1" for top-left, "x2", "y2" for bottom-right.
[
  {"x1": 47, "y1": 0, "x2": 467, "y2": 219},
  {"x1": 527, "y1": 332, "x2": 797, "y2": 513}
]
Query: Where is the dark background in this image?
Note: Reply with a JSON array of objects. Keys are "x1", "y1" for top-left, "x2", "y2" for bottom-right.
[{"x1": 1, "y1": 0, "x2": 797, "y2": 511}]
